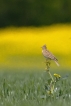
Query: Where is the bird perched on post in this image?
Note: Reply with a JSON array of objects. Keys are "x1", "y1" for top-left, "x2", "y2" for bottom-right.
[{"x1": 41, "y1": 45, "x2": 59, "y2": 66}]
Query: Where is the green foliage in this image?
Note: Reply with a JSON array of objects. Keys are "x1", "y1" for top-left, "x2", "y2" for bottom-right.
[
  {"x1": 0, "y1": 70, "x2": 71, "y2": 106},
  {"x1": 0, "y1": 0, "x2": 71, "y2": 27}
]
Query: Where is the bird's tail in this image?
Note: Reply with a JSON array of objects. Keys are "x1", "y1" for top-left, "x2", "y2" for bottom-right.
[{"x1": 54, "y1": 60, "x2": 60, "y2": 66}]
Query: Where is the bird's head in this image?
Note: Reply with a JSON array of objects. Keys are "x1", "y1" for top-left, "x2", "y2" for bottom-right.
[{"x1": 41, "y1": 44, "x2": 47, "y2": 49}]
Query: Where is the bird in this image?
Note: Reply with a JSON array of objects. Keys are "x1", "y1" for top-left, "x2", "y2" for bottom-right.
[{"x1": 41, "y1": 45, "x2": 59, "y2": 66}]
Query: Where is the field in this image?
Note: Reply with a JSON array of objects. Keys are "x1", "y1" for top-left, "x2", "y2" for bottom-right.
[
  {"x1": 0, "y1": 24, "x2": 71, "y2": 70},
  {"x1": 0, "y1": 24, "x2": 71, "y2": 106},
  {"x1": 0, "y1": 71, "x2": 71, "y2": 106}
]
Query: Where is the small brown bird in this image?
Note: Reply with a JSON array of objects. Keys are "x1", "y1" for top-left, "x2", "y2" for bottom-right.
[{"x1": 41, "y1": 45, "x2": 59, "y2": 66}]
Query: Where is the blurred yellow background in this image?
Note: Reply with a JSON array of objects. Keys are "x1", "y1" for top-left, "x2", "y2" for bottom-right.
[{"x1": 0, "y1": 24, "x2": 71, "y2": 70}]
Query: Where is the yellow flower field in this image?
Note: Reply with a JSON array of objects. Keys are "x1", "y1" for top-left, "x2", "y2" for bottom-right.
[{"x1": 0, "y1": 24, "x2": 71, "y2": 70}]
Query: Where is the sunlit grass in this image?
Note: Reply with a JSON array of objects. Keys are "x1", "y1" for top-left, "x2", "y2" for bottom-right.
[
  {"x1": 0, "y1": 24, "x2": 71, "y2": 69},
  {"x1": 0, "y1": 71, "x2": 71, "y2": 106}
]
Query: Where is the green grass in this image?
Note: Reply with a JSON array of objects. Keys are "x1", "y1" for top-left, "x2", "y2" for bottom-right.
[{"x1": 0, "y1": 70, "x2": 71, "y2": 106}]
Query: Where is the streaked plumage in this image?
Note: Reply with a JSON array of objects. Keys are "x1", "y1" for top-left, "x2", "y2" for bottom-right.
[{"x1": 41, "y1": 45, "x2": 59, "y2": 66}]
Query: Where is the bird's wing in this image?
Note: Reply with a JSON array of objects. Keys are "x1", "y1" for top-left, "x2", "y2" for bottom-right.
[{"x1": 46, "y1": 50, "x2": 58, "y2": 61}]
